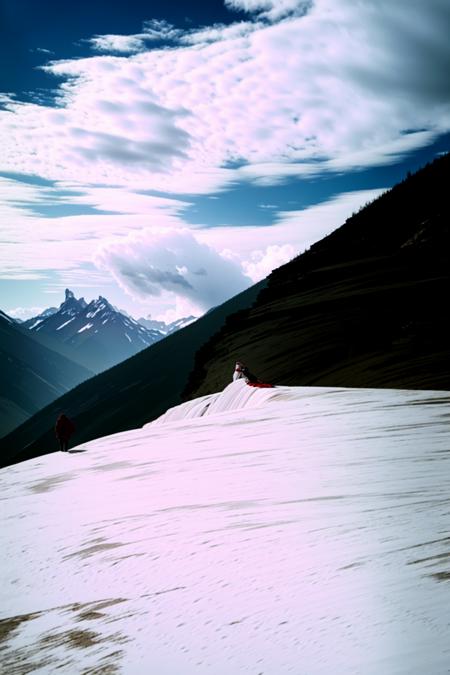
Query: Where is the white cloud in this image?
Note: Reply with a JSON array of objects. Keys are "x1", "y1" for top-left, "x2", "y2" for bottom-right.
[
  {"x1": 0, "y1": 273, "x2": 48, "y2": 280},
  {"x1": 225, "y1": 0, "x2": 311, "y2": 21},
  {"x1": 1, "y1": 1, "x2": 448, "y2": 195},
  {"x1": 87, "y1": 20, "x2": 185, "y2": 55},
  {"x1": 94, "y1": 228, "x2": 252, "y2": 313},
  {"x1": 32, "y1": 47, "x2": 54, "y2": 55},
  {"x1": 6, "y1": 306, "x2": 46, "y2": 320},
  {"x1": 89, "y1": 34, "x2": 147, "y2": 54},
  {"x1": 154, "y1": 297, "x2": 201, "y2": 325},
  {"x1": 225, "y1": 0, "x2": 274, "y2": 12},
  {"x1": 181, "y1": 21, "x2": 259, "y2": 45},
  {"x1": 142, "y1": 19, "x2": 183, "y2": 42},
  {"x1": 2, "y1": 2, "x2": 449, "y2": 318},
  {"x1": 0, "y1": 176, "x2": 193, "y2": 284},
  {"x1": 58, "y1": 186, "x2": 191, "y2": 216},
  {"x1": 273, "y1": 188, "x2": 387, "y2": 248},
  {"x1": 198, "y1": 188, "x2": 386, "y2": 263},
  {"x1": 1, "y1": 182, "x2": 385, "y2": 318},
  {"x1": 242, "y1": 244, "x2": 296, "y2": 281}
]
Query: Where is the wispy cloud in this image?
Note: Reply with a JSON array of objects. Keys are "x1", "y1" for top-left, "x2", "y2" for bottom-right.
[
  {"x1": 0, "y1": 273, "x2": 48, "y2": 280},
  {"x1": 31, "y1": 47, "x2": 55, "y2": 55},
  {"x1": 197, "y1": 188, "x2": 387, "y2": 263},
  {"x1": 142, "y1": 19, "x2": 185, "y2": 42},
  {"x1": 87, "y1": 19, "x2": 190, "y2": 54},
  {"x1": 88, "y1": 34, "x2": 148, "y2": 54},
  {"x1": 6, "y1": 306, "x2": 47, "y2": 319},
  {"x1": 0, "y1": 175, "x2": 191, "y2": 284}
]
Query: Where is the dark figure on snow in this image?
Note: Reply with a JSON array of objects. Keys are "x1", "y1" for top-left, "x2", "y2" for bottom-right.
[
  {"x1": 55, "y1": 414, "x2": 75, "y2": 452},
  {"x1": 233, "y1": 361, "x2": 259, "y2": 384}
]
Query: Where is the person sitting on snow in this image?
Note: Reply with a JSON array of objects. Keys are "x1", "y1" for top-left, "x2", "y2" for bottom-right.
[
  {"x1": 233, "y1": 361, "x2": 259, "y2": 384},
  {"x1": 233, "y1": 361, "x2": 245, "y2": 381}
]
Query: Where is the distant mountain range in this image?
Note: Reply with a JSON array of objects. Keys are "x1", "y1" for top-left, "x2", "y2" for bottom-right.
[
  {"x1": 21, "y1": 290, "x2": 196, "y2": 372},
  {"x1": 136, "y1": 315, "x2": 197, "y2": 334},
  {"x1": 22, "y1": 289, "x2": 161, "y2": 372},
  {"x1": 1, "y1": 152, "x2": 449, "y2": 467},
  {"x1": 0, "y1": 291, "x2": 196, "y2": 437}
]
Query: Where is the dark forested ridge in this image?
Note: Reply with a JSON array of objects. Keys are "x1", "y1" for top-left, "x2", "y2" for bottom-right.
[{"x1": 183, "y1": 153, "x2": 450, "y2": 398}]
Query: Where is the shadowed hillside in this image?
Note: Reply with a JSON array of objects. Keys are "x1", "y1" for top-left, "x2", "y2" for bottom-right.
[
  {"x1": 2, "y1": 154, "x2": 449, "y2": 468},
  {"x1": 183, "y1": 153, "x2": 450, "y2": 398},
  {"x1": 0, "y1": 316, "x2": 94, "y2": 437},
  {"x1": 0, "y1": 281, "x2": 265, "y2": 467}
]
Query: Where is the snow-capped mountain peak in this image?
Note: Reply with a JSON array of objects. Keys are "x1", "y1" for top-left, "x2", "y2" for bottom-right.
[
  {"x1": 20, "y1": 306, "x2": 59, "y2": 330},
  {"x1": 138, "y1": 314, "x2": 197, "y2": 335},
  {"x1": 21, "y1": 290, "x2": 183, "y2": 372},
  {"x1": 41, "y1": 306, "x2": 58, "y2": 318},
  {"x1": 56, "y1": 289, "x2": 87, "y2": 321},
  {"x1": 84, "y1": 296, "x2": 114, "y2": 320},
  {"x1": 166, "y1": 315, "x2": 197, "y2": 333}
]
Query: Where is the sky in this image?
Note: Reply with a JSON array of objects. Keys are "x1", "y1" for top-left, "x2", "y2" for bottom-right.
[{"x1": 1, "y1": 0, "x2": 449, "y2": 322}]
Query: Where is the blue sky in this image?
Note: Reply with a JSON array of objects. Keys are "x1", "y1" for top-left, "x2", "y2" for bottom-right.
[
  {"x1": 1, "y1": 0, "x2": 449, "y2": 321},
  {"x1": 0, "y1": 0, "x2": 235, "y2": 103}
]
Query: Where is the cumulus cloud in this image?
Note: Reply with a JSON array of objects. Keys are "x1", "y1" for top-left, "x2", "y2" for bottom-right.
[
  {"x1": 1, "y1": 179, "x2": 385, "y2": 318},
  {"x1": 94, "y1": 229, "x2": 252, "y2": 312},
  {"x1": 1, "y1": 61, "x2": 192, "y2": 186},
  {"x1": 242, "y1": 244, "x2": 296, "y2": 281}
]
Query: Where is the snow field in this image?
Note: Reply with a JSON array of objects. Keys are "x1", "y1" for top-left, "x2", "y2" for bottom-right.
[{"x1": 1, "y1": 381, "x2": 449, "y2": 674}]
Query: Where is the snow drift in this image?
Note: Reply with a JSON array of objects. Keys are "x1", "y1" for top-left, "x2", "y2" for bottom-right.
[
  {"x1": 1, "y1": 383, "x2": 450, "y2": 674},
  {"x1": 150, "y1": 379, "x2": 294, "y2": 424}
]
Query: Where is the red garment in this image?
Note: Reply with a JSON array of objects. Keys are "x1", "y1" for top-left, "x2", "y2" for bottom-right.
[
  {"x1": 246, "y1": 382, "x2": 274, "y2": 388},
  {"x1": 55, "y1": 415, "x2": 75, "y2": 440}
]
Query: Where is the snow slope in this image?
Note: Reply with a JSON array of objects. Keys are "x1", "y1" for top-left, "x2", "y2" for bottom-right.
[{"x1": 1, "y1": 381, "x2": 450, "y2": 674}]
